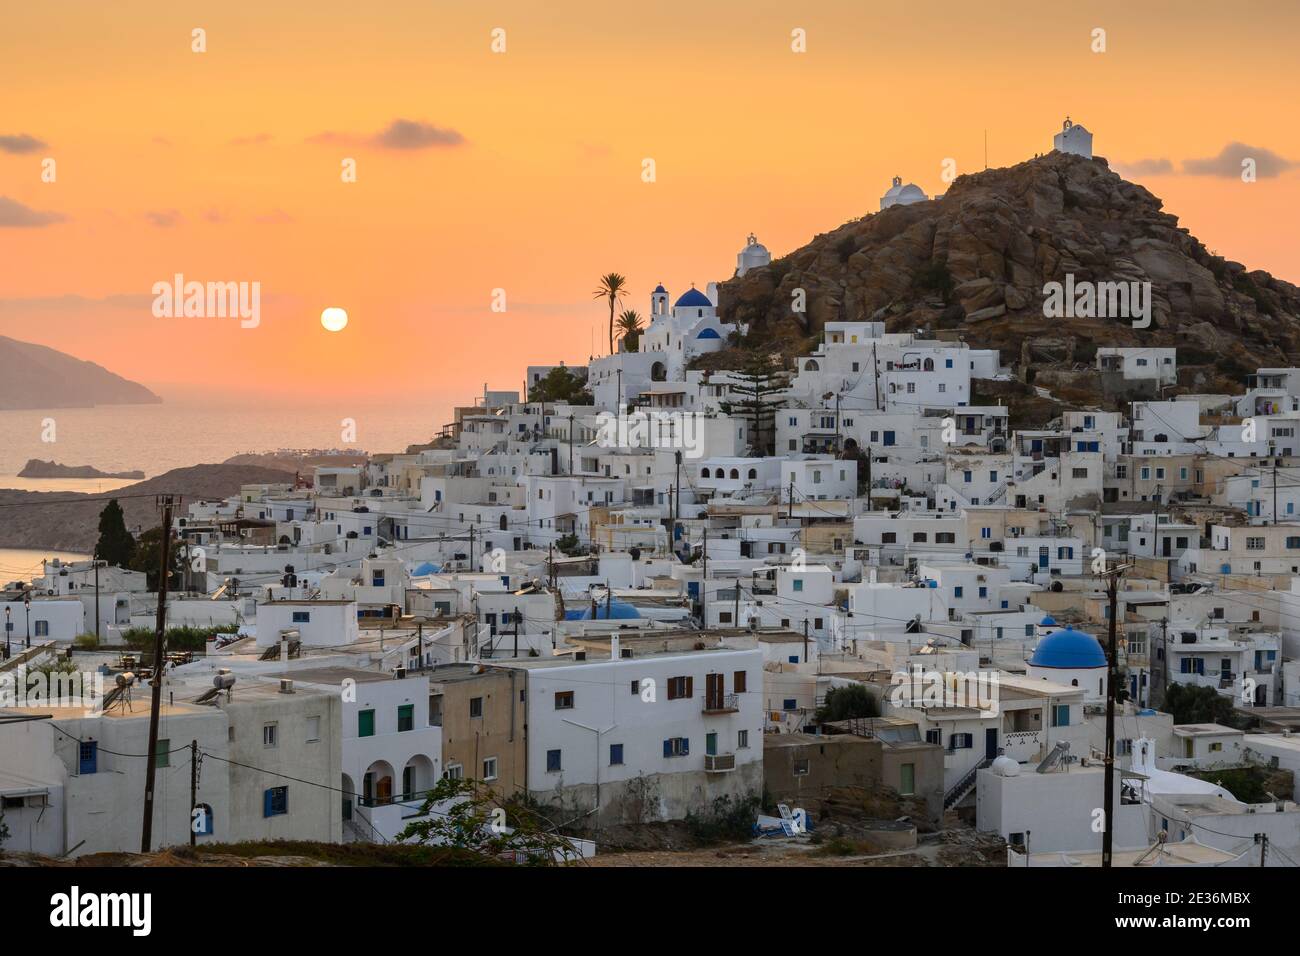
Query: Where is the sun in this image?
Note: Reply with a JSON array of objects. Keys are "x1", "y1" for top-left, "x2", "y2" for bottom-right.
[{"x1": 320, "y1": 307, "x2": 348, "y2": 332}]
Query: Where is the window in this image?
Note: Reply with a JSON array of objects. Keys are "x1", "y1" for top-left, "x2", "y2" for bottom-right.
[
  {"x1": 667, "y1": 676, "x2": 693, "y2": 700},
  {"x1": 792, "y1": 578, "x2": 804, "y2": 592},
  {"x1": 292, "y1": 611, "x2": 310, "y2": 623},
  {"x1": 34, "y1": 620, "x2": 49, "y2": 637},
  {"x1": 609, "y1": 744, "x2": 624, "y2": 766},
  {"x1": 263, "y1": 786, "x2": 288, "y2": 817},
  {"x1": 738, "y1": 729, "x2": 749, "y2": 749},
  {"x1": 263, "y1": 723, "x2": 277, "y2": 748},
  {"x1": 469, "y1": 696, "x2": 484, "y2": 719},
  {"x1": 783, "y1": 698, "x2": 797, "y2": 711},
  {"x1": 1051, "y1": 704, "x2": 1070, "y2": 727},
  {"x1": 630, "y1": 680, "x2": 641, "y2": 695},
  {"x1": 546, "y1": 749, "x2": 562, "y2": 772},
  {"x1": 78, "y1": 741, "x2": 97, "y2": 774},
  {"x1": 154, "y1": 738, "x2": 171, "y2": 767},
  {"x1": 483, "y1": 757, "x2": 499, "y2": 780},
  {"x1": 444, "y1": 764, "x2": 464, "y2": 781},
  {"x1": 1209, "y1": 742, "x2": 1223, "y2": 753},
  {"x1": 358, "y1": 709, "x2": 375, "y2": 737},
  {"x1": 734, "y1": 671, "x2": 747, "y2": 693},
  {"x1": 554, "y1": 691, "x2": 575, "y2": 710},
  {"x1": 792, "y1": 758, "x2": 810, "y2": 776},
  {"x1": 954, "y1": 586, "x2": 964, "y2": 598},
  {"x1": 397, "y1": 704, "x2": 414, "y2": 732},
  {"x1": 949, "y1": 733, "x2": 973, "y2": 750},
  {"x1": 663, "y1": 737, "x2": 690, "y2": 757},
  {"x1": 306, "y1": 716, "x2": 321, "y2": 743}
]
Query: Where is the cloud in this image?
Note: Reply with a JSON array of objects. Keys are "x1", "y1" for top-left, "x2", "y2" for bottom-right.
[
  {"x1": 0, "y1": 133, "x2": 46, "y2": 154},
  {"x1": 372, "y1": 119, "x2": 464, "y2": 150},
  {"x1": 308, "y1": 118, "x2": 465, "y2": 151},
  {"x1": 1112, "y1": 157, "x2": 1174, "y2": 177},
  {"x1": 230, "y1": 133, "x2": 272, "y2": 146},
  {"x1": 1182, "y1": 142, "x2": 1297, "y2": 178},
  {"x1": 0, "y1": 195, "x2": 66, "y2": 227},
  {"x1": 254, "y1": 209, "x2": 293, "y2": 224},
  {"x1": 0, "y1": 293, "x2": 153, "y2": 312},
  {"x1": 144, "y1": 209, "x2": 183, "y2": 227}
]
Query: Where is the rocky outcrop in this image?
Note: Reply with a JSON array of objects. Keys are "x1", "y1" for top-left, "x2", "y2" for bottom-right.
[
  {"x1": 0, "y1": 336, "x2": 161, "y2": 410},
  {"x1": 17, "y1": 459, "x2": 145, "y2": 480},
  {"x1": 718, "y1": 152, "x2": 1300, "y2": 392}
]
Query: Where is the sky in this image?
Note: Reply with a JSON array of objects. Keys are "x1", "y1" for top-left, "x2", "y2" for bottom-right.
[{"x1": 2, "y1": 0, "x2": 1299, "y2": 420}]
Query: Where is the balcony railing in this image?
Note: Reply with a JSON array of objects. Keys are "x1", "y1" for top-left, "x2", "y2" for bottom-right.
[
  {"x1": 703, "y1": 693, "x2": 740, "y2": 715},
  {"x1": 704, "y1": 753, "x2": 736, "y2": 772}
]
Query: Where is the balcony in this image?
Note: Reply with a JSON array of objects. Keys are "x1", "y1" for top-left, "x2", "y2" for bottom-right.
[
  {"x1": 703, "y1": 693, "x2": 740, "y2": 715},
  {"x1": 704, "y1": 753, "x2": 736, "y2": 773}
]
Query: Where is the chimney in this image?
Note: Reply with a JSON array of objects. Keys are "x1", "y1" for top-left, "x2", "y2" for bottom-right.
[
  {"x1": 280, "y1": 639, "x2": 289, "y2": 662},
  {"x1": 610, "y1": 634, "x2": 620, "y2": 660},
  {"x1": 279, "y1": 678, "x2": 294, "y2": 694}
]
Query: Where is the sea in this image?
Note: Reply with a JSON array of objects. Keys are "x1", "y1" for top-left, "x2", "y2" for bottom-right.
[{"x1": 0, "y1": 397, "x2": 450, "y2": 493}]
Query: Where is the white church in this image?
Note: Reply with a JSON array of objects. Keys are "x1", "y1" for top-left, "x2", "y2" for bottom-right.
[{"x1": 1053, "y1": 116, "x2": 1093, "y2": 158}]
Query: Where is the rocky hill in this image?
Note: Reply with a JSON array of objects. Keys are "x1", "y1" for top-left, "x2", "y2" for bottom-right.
[
  {"x1": 0, "y1": 464, "x2": 291, "y2": 553},
  {"x1": 716, "y1": 152, "x2": 1300, "y2": 402},
  {"x1": 0, "y1": 335, "x2": 161, "y2": 410}
]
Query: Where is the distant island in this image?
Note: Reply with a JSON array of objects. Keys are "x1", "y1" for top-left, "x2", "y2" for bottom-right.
[
  {"x1": 0, "y1": 335, "x2": 161, "y2": 410},
  {"x1": 17, "y1": 459, "x2": 145, "y2": 480}
]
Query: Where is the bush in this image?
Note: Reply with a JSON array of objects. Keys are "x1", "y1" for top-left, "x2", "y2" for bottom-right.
[
  {"x1": 73, "y1": 633, "x2": 100, "y2": 650},
  {"x1": 816, "y1": 684, "x2": 878, "y2": 722},
  {"x1": 685, "y1": 794, "x2": 761, "y2": 845}
]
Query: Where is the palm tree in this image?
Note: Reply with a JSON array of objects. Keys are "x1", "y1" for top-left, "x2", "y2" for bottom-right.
[
  {"x1": 616, "y1": 309, "x2": 644, "y2": 352},
  {"x1": 593, "y1": 273, "x2": 627, "y2": 355}
]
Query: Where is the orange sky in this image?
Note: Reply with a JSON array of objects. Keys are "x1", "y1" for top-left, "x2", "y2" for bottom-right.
[{"x1": 2, "y1": 0, "x2": 1299, "y2": 416}]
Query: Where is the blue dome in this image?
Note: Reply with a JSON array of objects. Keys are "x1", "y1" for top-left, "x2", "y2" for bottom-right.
[
  {"x1": 696, "y1": 327, "x2": 721, "y2": 339},
  {"x1": 674, "y1": 288, "x2": 712, "y2": 309},
  {"x1": 579, "y1": 598, "x2": 641, "y2": 620},
  {"x1": 1039, "y1": 615, "x2": 1057, "y2": 627},
  {"x1": 412, "y1": 561, "x2": 441, "y2": 576},
  {"x1": 653, "y1": 284, "x2": 667, "y2": 294},
  {"x1": 1030, "y1": 627, "x2": 1106, "y2": 669}
]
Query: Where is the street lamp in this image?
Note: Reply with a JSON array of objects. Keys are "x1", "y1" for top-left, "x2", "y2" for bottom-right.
[
  {"x1": 24, "y1": 588, "x2": 31, "y2": 647},
  {"x1": 3, "y1": 605, "x2": 10, "y2": 659}
]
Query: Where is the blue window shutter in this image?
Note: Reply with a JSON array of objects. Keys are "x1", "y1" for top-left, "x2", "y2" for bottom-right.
[
  {"x1": 681, "y1": 738, "x2": 689, "y2": 756},
  {"x1": 263, "y1": 789, "x2": 273, "y2": 817},
  {"x1": 663, "y1": 739, "x2": 672, "y2": 758}
]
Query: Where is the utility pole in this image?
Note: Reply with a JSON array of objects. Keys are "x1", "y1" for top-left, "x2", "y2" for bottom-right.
[
  {"x1": 834, "y1": 393, "x2": 841, "y2": 451},
  {"x1": 141, "y1": 494, "x2": 176, "y2": 854},
  {"x1": 674, "y1": 450, "x2": 682, "y2": 555},
  {"x1": 468, "y1": 526, "x2": 475, "y2": 571},
  {"x1": 568, "y1": 414, "x2": 575, "y2": 474},
  {"x1": 733, "y1": 575, "x2": 741, "y2": 629},
  {"x1": 1273, "y1": 459, "x2": 1278, "y2": 526},
  {"x1": 788, "y1": 477, "x2": 796, "y2": 521},
  {"x1": 803, "y1": 617, "x2": 810, "y2": 663},
  {"x1": 512, "y1": 605, "x2": 520, "y2": 658},
  {"x1": 548, "y1": 543, "x2": 555, "y2": 589},
  {"x1": 93, "y1": 549, "x2": 100, "y2": 644},
  {"x1": 865, "y1": 446, "x2": 873, "y2": 511},
  {"x1": 605, "y1": 583, "x2": 612, "y2": 620},
  {"x1": 871, "y1": 342, "x2": 880, "y2": 411},
  {"x1": 1102, "y1": 565, "x2": 1123, "y2": 869},
  {"x1": 189, "y1": 738, "x2": 198, "y2": 848},
  {"x1": 1259, "y1": 833, "x2": 1269, "y2": 867}
]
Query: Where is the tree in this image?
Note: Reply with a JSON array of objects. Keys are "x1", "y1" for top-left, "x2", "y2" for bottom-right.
[
  {"x1": 95, "y1": 499, "x2": 135, "y2": 568},
  {"x1": 397, "y1": 776, "x2": 580, "y2": 866},
  {"x1": 616, "y1": 309, "x2": 644, "y2": 352},
  {"x1": 593, "y1": 273, "x2": 627, "y2": 355},
  {"x1": 717, "y1": 353, "x2": 790, "y2": 456},
  {"x1": 1162, "y1": 683, "x2": 1237, "y2": 727},
  {"x1": 129, "y1": 524, "x2": 184, "y2": 592},
  {"x1": 816, "y1": 684, "x2": 879, "y2": 722},
  {"x1": 528, "y1": 366, "x2": 592, "y2": 406}
]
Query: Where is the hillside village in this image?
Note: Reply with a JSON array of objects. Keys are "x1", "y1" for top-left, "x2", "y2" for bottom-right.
[{"x1": 7, "y1": 121, "x2": 1300, "y2": 869}]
